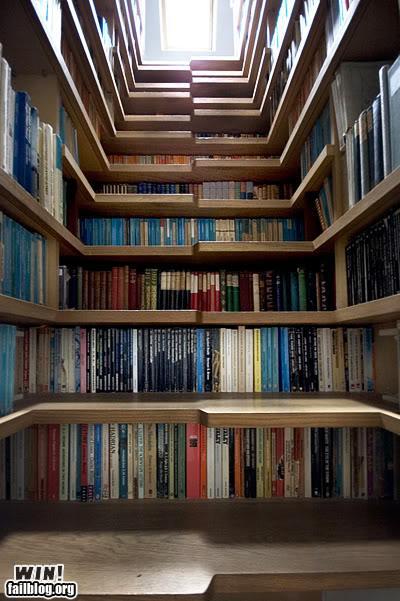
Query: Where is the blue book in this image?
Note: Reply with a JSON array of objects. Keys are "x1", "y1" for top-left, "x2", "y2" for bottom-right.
[
  {"x1": 196, "y1": 329, "x2": 204, "y2": 392},
  {"x1": 119, "y1": 424, "x2": 128, "y2": 498},
  {"x1": 279, "y1": 327, "x2": 290, "y2": 392},
  {"x1": 290, "y1": 271, "x2": 299, "y2": 311},
  {"x1": 261, "y1": 328, "x2": 269, "y2": 392},
  {"x1": 94, "y1": 424, "x2": 102, "y2": 501},
  {"x1": 272, "y1": 327, "x2": 279, "y2": 392},
  {"x1": 30, "y1": 107, "x2": 39, "y2": 198}
]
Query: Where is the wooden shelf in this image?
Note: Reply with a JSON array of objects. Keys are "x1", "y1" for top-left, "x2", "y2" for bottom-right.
[
  {"x1": 290, "y1": 144, "x2": 335, "y2": 208},
  {"x1": 196, "y1": 241, "x2": 315, "y2": 261},
  {"x1": 92, "y1": 158, "x2": 289, "y2": 183},
  {"x1": 0, "y1": 167, "x2": 83, "y2": 256},
  {"x1": 314, "y1": 166, "x2": 400, "y2": 249},
  {"x1": 0, "y1": 0, "x2": 109, "y2": 172},
  {"x1": 90, "y1": 196, "x2": 294, "y2": 217},
  {"x1": 0, "y1": 295, "x2": 57, "y2": 325},
  {"x1": 2, "y1": 500, "x2": 399, "y2": 597},
  {"x1": 103, "y1": 131, "x2": 271, "y2": 155},
  {"x1": 1, "y1": 393, "x2": 399, "y2": 436},
  {"x1": 280, "y1": 0, "x2": 400, "y2": 166},
  {"x1": 335, "y1": 295, "x2": 400, "y2": 325}
]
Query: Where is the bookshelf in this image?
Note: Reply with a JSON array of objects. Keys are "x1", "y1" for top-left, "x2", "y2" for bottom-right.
[{"x1": 0, "y1": 0, "x2": 400, "y2": 597}]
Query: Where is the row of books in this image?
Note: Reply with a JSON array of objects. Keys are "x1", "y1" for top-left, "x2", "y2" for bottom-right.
[
  {"x1": 78, "y1": 217, "x2": 305, "y2": 245},
  {"x1": 2, "y1": 425, "x2": 397, "y2": 501},
  {"x1": 31, "y1": 0, "x2": 62, "y2": 49},
  {"x1": 0, "y1": 325, "x2": 17, "y2": 416},
  {"x1": 200, "y1": 181, "x2": 294, "y2": 200},
  {"x1": 194, "y1": 133, "x2": 265, "y2": 139},
  {"x1": 269, "y1": 0, "x2": 297, "y2": 65},
  {"x1": 97, "y1": 181, "x2": 295, "y2": 200},
  {"x1": 58, "y1": 264, "x2": 333, "y2": 312},
  {"x1": 0, "y1": 211, "x2": 47, "y2": 304},
  {"x1": 287, "y1": 41, "x2": 326, "y2": 134},
  {"x1": 326, "y1": 0, "x2": 353, "y2": 52},
  {"x1": 313, "y1": 177, "x2": 334, "y2": 230},
  {"x1": 19, "y1": 326, "x2": 374, "y2": 395},
  {"x1": 107, "y1": 155, "x2": 268, "y2": 165},
  {"x1": 346, "y1": 208, "x2": 400, "y2": 305},
  {"x1": 108, "y1": 154, "x2": 192, "y2": 165},
  {"x1": 333, "y1": 59, "x2": 400, "y2": 208},
  {"x1": 61, "y1": 34, "x2": 102, "y2": 138},
  {"x1": 0, "y1": 46, "x2": 73, "y2": 224},
  {"x1": 97, "y1": 13, "x2": 115, "y2": 67},
  {"x1": 269, "y1": 0, "x2": 319, "y2": 128},
  {"x1": 300, "y1": 103, "x2": 331, "y2": 178}
]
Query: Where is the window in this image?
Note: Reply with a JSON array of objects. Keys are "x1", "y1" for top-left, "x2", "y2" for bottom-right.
[{"x1": 160, "y1": 0, "x2": 215, "y2": 52}]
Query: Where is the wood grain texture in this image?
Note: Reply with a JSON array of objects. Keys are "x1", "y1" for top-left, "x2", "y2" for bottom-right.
[
  {"x1": 2, "y1": 393, "x2": 400, "y2": 440},
  {"x1": 0, "y1": 501, "x2": 399, "y2": 598}
]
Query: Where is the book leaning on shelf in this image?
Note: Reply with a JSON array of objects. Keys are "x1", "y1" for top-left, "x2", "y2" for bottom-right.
[
  {"x1": 346, "y1": 207, "x2": 400, "y2": 305},
  {"x1": 0, "y1": 45, "x2": 78, "y2": 224},
  {"x1": 16, "y1": 325, "x2": 374, "y2": 394},
  {"x1": 0, "y1": 211, "x2": 47, "y2": 304},
  {"x1": 78, "y1": 216, "x2": 304, "y2": 245},
  {"x1": 59, "y1": 263, "x2": 333, "y2": 311},
  {"x1": 1, "y1": 424, "x2": 398, "y2": 501}
]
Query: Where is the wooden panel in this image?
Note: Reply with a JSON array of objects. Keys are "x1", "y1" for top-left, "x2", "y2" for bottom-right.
[
  {"x1": 0, "y1": 295, "x2": 57, "y2": 325},
  {"x1": 0, "y1": 501, "x2": 400, "y2": 598}
]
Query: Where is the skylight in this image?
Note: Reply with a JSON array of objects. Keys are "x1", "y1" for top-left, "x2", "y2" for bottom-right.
[{"x1": 160, "y1": 0, "x2": 215, "y2": 52}]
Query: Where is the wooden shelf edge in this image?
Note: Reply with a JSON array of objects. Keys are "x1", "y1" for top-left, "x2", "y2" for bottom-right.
[
  {"x1": 290, "y1": 145, "x2": 335, "y2": 207},
  {"x1": 1, "y1": 393, "x2": 398, "y2": 439}
]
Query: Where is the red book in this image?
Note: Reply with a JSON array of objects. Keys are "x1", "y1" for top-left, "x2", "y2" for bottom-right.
[
  {"x1": 200, "y1": 425, "x2": 207, "y2": 498},
  {"x1": 37, "y1": 424, "x2": 47, "y2": 500},
  {"x1": 46, "y1": 424, "x2": 60, "y2": 501},
  {"x1": 123, "y1": 266, "x2": 129, "y2": 309},
  {"x1": 239, "y1": 272, "x2": 247, "y2": 311},
  {"x1": 275, "y1": 428, "x2": 285, "y2": 497},
  {"x1": 186, "y1": 424, "x2": 200, "y2": 499},
  {"x1": 111, "y1": 267, "x2": 119, "y2": 309},
  {"x1": 215, "y1": 272, "x2": 221, "y2": 311},
  {"x1": 117, "y1": 267, "x2": 124, "y2": 310},
  {"x1": 80, "y1": 424, "x2": 89, "y2": 502},
  {"x1": 128, "y1": 268, "x2": 137, "y2": 309},
  {"x1": 106, "y1": 271, "x2": 112, "y2": 309},
  {"x1": 208, "y1": 272, "x2": 214, "y2": 311}
]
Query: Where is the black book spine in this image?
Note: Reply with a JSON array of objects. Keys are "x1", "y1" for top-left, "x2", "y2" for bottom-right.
[
  {"x1": 244, "y1": 428, "x2": 251, "y2": 498},
  {"x1": 229, "y1": 428, "x2": 235, "y2": 498},
  {"x1": 250, "y1": 428, "x2": 257, "y2": 498},
  {"x1": 205, "y1": 329, "x2": 212, "y2": 392},
  {"x1": 311, "y1": 427, "x2": 321, "y2": 497}
]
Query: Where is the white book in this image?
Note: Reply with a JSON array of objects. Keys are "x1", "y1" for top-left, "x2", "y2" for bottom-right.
[
  {"x1": 6, "y1": 87, "x2": 15, "y2": 174},
  {"x1": 127, "y1": 424, "x2": 134, "y2": 499},
  {"x1": 0, "y1": 58, "x2": 11, "y2": 171},
  {"x1": 207, "y1": 427, "x2": 215, "y2": 498},
  {"x1": 69, "y1": 424, "x2": 77, "y2": 501},
  {"x1": 238, "y1": 325, "x2": 246, "y2": 392},
  {"x1": 59, "y1": 424, "x2": 69, "y2": 501},
  {"x1": 222, "y1": 427, "x2": 229, "y2": 498},
  {"x1": 132, "y1": 329, "x2": 138, "y2": 392},
  {"x1": 109, "y1": 423, "x2": 119, "y2": 499},
  {"x1": 245, "y1": 328, "x2": 253, "y2": 392},
  {"x1": 231, "y1": 329, "x2": 238, "y2": 392},
  {"x1": 137, "y1": 423, "x2": 145, "y2": 499},
  {"x1": 226, "y1": 328, "x2": 232, "y2": 392},
  {"x1": 303, "y1": 428, "x2": 312, "y2": 498},
  {"x1": 220, "y1": 328, "x2": 226, "y2": 392},
  {"x1": 214, "y1": 427, "x2": 222, "y2": 498}
]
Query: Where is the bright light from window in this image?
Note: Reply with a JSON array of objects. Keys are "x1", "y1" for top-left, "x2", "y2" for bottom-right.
[{"x1": 160, "y1": 0, "x2": 214, "y2": 51}]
